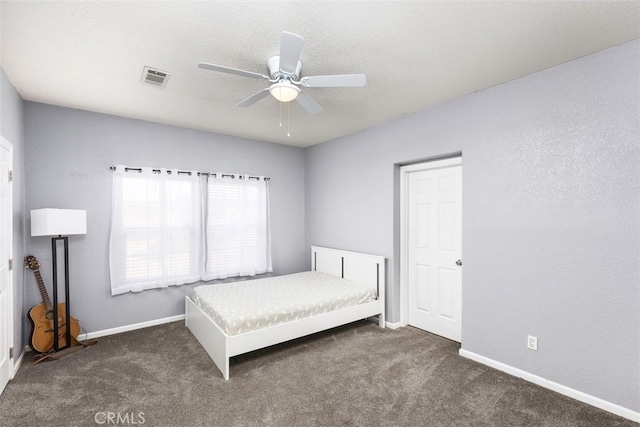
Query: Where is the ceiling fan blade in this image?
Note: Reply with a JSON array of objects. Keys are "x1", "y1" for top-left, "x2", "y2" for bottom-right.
[
  {"x1": 296, "y1": 92, "x2": 323, "y2": 115},
  {"x1": 198, "y1": 62, "x2": 269, "y2": 81},
  {"x1": 237, "y1": 88, "x2": 270, "y2": 107},
  {"x1": 299, "y1": 74, "x2": 366, "y2": 88},
  {"x1": 279, "y1": 32, "x2": 304, "y2": 74}
]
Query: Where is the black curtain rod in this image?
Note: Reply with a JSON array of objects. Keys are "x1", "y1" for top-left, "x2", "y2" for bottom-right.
[{"x1": 109, "y1": 166, "x2": 270, "y2": 180}]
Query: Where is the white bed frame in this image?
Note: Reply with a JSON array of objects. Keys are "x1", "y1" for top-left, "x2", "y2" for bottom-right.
[{"x1": 185, "y1": 246, "x2": 386, "y2": 379}]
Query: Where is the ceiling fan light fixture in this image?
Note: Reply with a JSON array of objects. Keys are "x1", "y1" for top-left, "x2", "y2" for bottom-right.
[{"x1": 269, "y1": 81, "x2": 300, "y2": 102}]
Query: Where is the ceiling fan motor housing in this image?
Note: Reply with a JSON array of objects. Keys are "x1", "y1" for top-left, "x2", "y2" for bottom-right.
[{"x1": 268, "y1": 55, "x2": 303, "y2": 81}]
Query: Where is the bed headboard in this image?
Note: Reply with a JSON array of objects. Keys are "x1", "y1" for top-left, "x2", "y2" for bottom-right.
[{"x1": 311, "y1": 246, "x2": 386, "y2": 300}]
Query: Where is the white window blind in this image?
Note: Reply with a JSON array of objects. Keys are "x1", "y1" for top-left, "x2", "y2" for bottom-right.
[
  {"x1": 204, "y1": 174, "x2": 272, "y2": 280},
  {"x1": 109, "y1": 166, "x2": 203, "y2": 295}
]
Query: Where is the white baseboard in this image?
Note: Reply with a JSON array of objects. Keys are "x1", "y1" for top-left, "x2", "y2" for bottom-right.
[
  {"x1": 459, "y1": 349, "x2": 640, "y2": 423},
  {"x1": 363, "y1": 317, "x2": 401, "y2": 330},
  {"x1": 385, "y1": 321, "x2": 402, "y2": 330},
  {"x1": 11, "y1": 346, "x2": 29, "y2": 378},
  {"x1": 82, "y1": 314, "x2": 185, "y2": 340}
]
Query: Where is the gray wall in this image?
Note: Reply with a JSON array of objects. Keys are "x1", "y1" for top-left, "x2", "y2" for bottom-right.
[
  {"x1": 0, "y1": 68, "x2": 25, "y2": 360},
  {"x1": 24, "y1": 103, "x2": 307, "y2": 335},
  {"x1": 305, "y1": 39, "x2": 640, "y2": 411}
]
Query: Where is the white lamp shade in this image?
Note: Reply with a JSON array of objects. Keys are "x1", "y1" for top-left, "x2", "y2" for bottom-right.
[{"x1": 31, "y1": 209, "x2": 87, "y2": 237}]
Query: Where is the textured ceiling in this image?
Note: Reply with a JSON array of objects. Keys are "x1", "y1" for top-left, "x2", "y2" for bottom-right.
[{"x1": 1, "y1": 1, "x2": 639, "y2": 147}]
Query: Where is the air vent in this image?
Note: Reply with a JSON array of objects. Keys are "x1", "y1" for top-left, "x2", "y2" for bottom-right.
[{"x1": 141, "y1": 66, "x2": 170, "y2": 88}]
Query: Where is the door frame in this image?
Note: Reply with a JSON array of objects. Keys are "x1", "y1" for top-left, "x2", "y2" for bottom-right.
[
  {"x1": 399, "y1": 156, "x2": 462, "y2": 328},
  {"x1": 0, "y1": 135, "x2": 14, "y2": 391}
]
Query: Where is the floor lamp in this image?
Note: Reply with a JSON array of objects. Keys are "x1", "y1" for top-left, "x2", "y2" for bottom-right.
[{"x1": 31, "y1": 208, "x2": 86, "y2": 352}]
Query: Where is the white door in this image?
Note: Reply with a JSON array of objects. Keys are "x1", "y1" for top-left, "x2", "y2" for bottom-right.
[
  {"x1": 0, "y1": 138, "x2": 13, "y2": 395},
  {"x1": 402, "y1": 158, "x2": 462, "y2": 342}
]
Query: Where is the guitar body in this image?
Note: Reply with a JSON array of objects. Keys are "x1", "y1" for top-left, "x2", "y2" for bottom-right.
[{"x1": 28, "y1": 302, "x2": 81, "y2": 353}]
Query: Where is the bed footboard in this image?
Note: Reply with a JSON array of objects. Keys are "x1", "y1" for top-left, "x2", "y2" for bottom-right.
[{"x1": 185, "y1": 297, "x2": 230, "y2": 380}]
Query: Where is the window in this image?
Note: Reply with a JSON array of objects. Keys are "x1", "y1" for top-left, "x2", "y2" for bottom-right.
[
  {"x1": 109, "y1": 167, "x2": 271, "y2": 295},
  {"x1": 109, "y1": 166, "x2": 203, "y2": 295},
  {"x1": 204, "y1": 175, "x2": 272, "y2": 280}
]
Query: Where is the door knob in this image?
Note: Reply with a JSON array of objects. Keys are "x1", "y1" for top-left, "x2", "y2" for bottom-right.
[{"x1": 456, "y1": 259, "x2": 462, "y2": 266}]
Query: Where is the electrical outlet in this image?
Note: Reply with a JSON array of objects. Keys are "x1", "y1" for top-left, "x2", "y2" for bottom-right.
[{"x1": 527, "y1": 335, "x2": 538, "y2": 351}]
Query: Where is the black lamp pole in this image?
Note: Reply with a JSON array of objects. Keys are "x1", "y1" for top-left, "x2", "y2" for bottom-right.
[{"x1": 51, "y1": 235, "x2": 71, "y2": 352}]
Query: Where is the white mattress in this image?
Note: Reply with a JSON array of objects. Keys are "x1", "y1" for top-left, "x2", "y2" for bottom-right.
[{"x1": 190, "y1": 271, "x2": 377, "y2": 336}]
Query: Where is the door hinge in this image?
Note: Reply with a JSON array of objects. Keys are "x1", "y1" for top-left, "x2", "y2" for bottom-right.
[
  {"x1": 9, "y1": 347, "x2": 14, "y2": 359},
  {"x1": 8, "y1": 170, "x2": 12, "y2": 182},
  {"x1": 8, "y1": 258, "x2": 12, "y2": 271}
]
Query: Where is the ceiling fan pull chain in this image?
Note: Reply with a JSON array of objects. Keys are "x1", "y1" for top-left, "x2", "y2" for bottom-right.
[{"x1": 279, "y1": 98, "x2": 282, "y2": 127}]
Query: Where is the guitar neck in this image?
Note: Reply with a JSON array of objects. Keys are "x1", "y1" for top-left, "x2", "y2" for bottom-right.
[{"x1": 33, "y1": 269, "x2": 53, "y2": 312}]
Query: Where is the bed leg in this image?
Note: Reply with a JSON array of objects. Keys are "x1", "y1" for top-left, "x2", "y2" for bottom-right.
[
  {"x1": 378, "y1": 313, "x2": 385, "y2": 328},
  {"x1": 222, "y1": 357, "x2": 230, "y2": 380}
]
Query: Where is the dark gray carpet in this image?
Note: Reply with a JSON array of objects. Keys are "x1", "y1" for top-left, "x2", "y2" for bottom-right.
[{"x1": 0, "y1": 321, "x2": 635, "y2": 427}]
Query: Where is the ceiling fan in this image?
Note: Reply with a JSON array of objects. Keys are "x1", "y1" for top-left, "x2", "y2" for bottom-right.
[{"x1": 198, "y1": 31, "x2": 366, "y2": 115}]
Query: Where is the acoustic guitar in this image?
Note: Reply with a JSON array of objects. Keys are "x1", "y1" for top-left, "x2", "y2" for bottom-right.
[{"x1": 26, "y1": 255, "x2": 81, "y2": 353}]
